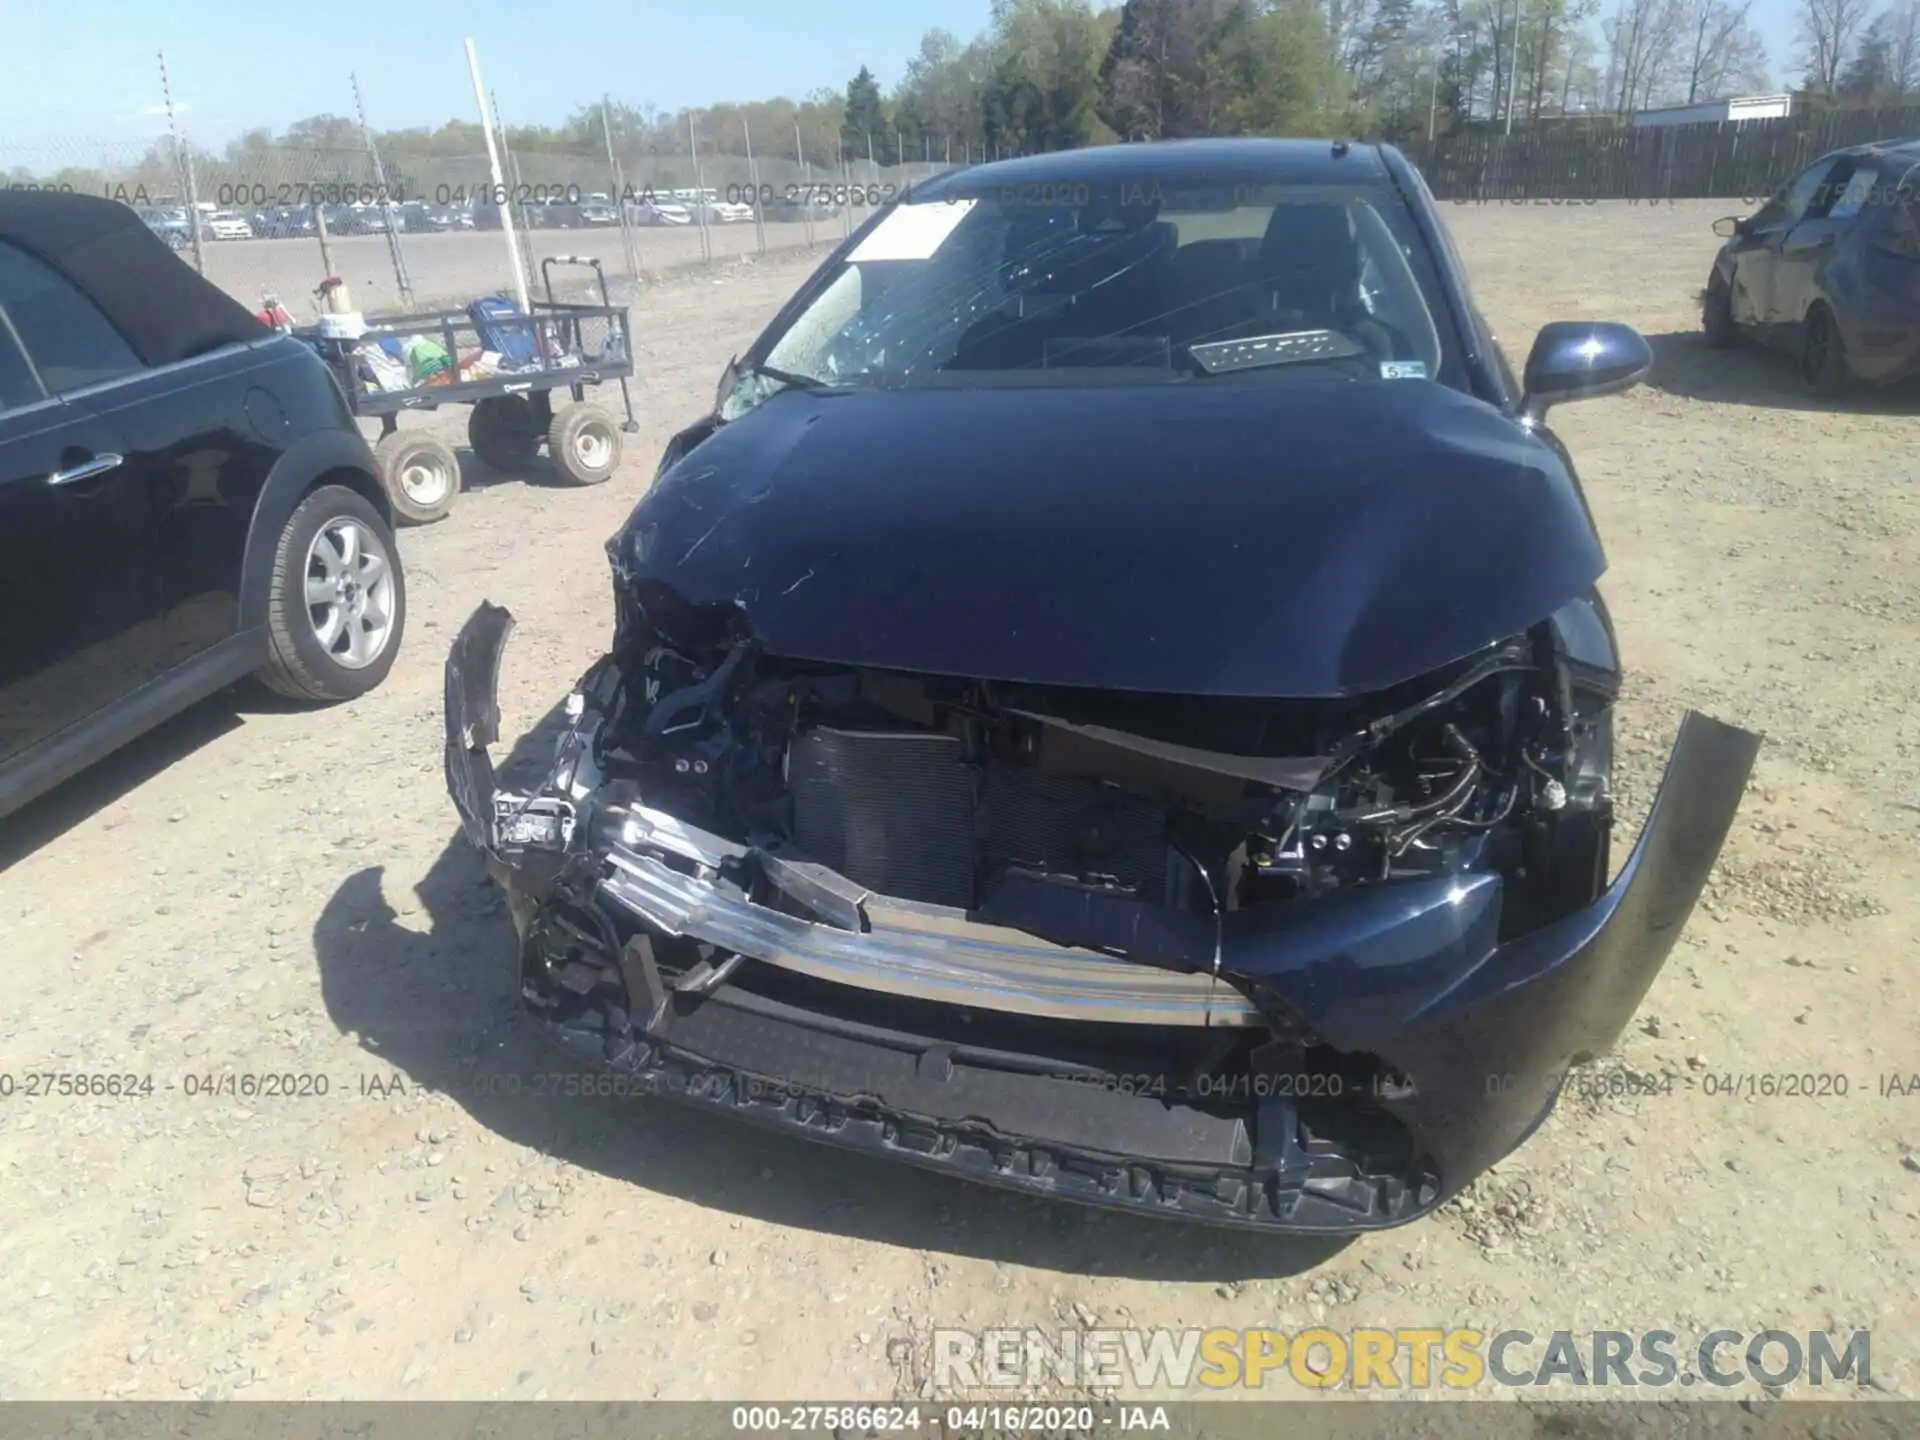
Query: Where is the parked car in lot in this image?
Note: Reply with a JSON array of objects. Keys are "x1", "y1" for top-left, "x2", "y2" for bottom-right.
[
  {"x1": 204, "y1": 210, "x2": 254, "y2": 241},
  {"x1": 255, "y1": 205, "x2": 317, "y2": 240},
  {"x1": 0, "y1": 191, "x2": 407, "y2": 821},
  {"x1": 1703, "y1": 137, "x2": 1920, "y2": 396},
  {"x1": 629, "y1": 195, "x2": 692, "y2": 226},
  {"x1": 671, "y1": 187, "x2": 751, "y2": 223},
  {"x1": 318, "y1": 203, "x2": 385, "y2": 236},
  {"x1": 136, "y1": 206, "x2": 193, "y2": 249},
  {"x1": 395, "y1": 201, "x2": 452, "y2": 233},
  {"x1": 531, "y1": 196, "x2": 581, "y2": 228},
  {"x1": 577, "y1": 199, "x2": 619, "y2": 226},
  {"x1": 761, "y1": 193, "x2": 841, "y2": 223},
  {"x1": 445, "y1": 140, "x2": 1757, "y2": 1232}
]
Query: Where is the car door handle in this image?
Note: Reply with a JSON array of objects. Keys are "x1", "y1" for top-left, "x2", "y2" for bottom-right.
[{"x1": 47, "y1": 453, "x2": 124, "y2": 486}]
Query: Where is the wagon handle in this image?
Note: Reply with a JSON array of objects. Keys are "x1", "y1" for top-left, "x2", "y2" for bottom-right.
[
  {"x1": 536, "y1": 255, "x2": 635, "y2": 432},
  {"x1": 539, "y1": 255, "x2": 611, "y2": 309}
]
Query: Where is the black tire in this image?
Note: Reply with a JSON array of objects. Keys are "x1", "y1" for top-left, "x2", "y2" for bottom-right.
[
  {"x1": 548, "y1": 402, "x2": 622, "y2": 486},
  {"x1": 1799, "y1": 305, "x2": 1852, "y2": 398},
  {"x1": 256, "y1": 485, "x2": 406, "y2": 702},
  {"x1": 1702, "y1": 272, "x2": 1737, "y2": 349},
  {"x1": 373, "y1": 430, "x2": 461, "y2": 525},
  {"x1": 468, "y1": 395, "x2": 541, "y2": 472}
]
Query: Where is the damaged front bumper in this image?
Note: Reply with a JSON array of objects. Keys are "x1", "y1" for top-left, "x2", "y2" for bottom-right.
[{"x1": 445, "y1": 603, "x2": 1759, "y2": 1231}]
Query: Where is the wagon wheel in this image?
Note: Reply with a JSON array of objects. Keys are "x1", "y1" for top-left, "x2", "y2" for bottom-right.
[
  {"x1": 373, "y1": 431, "x2": 460, "y2": 525},
  {"x1": 547, "y1": 402, "x2": 622, "y2": 486},
  {"x1": 467, "y1": 395, "x2": 542, "y2": 472}
]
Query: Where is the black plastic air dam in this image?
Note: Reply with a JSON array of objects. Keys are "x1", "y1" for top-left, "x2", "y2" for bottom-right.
[
  {"x1": 444, "y1": 603, "x2": 1760, "y2": 1230},
  {"x1": 534, "y1": 971, "x2": 1439, "y2": 1231}
]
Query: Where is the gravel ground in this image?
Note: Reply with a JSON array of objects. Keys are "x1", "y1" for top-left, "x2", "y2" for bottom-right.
[{"x1": 0, "y1": 200, "x2": 1916, "y2": 1409}]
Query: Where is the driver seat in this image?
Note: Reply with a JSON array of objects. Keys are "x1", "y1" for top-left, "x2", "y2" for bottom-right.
[
  {"x1": 1253, "y1": 202, "x2": 1366, "y2": 330},
  {"x1": 1242, "y1": 201, "x2": 1402, "y2": 364}
]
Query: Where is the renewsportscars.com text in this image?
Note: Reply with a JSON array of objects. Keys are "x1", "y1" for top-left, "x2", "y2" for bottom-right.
[{"x1": 930, "y1": 1326, "x2": 1871, "y2": 1392}]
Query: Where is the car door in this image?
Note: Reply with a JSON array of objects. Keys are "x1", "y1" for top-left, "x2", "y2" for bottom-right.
[
  {"x1": 83, "y1": 333, "x2": 282, "y2": 671},
  {"x1": 1775, "y1": 160, "x2": 1876, "y2": 330},
  {"x1": 1731, "y1": 158, "x2": 1838, "y2": 342},
  {"x1": 0, "y1": 242, "x2": 165, "y2": 768}
]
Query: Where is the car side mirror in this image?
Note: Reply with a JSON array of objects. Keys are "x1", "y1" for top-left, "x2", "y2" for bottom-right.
[
  {"x1": 1520, "y1": 321, "x2": 1652, "y2": 425},
  {"x1": 1712, "y1": 215, "x2": 1747, "y2": 239}
]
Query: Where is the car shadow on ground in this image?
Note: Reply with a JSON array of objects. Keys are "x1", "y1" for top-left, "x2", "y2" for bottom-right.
[
  {"x1": 444, "y1": 442, "x2": 608, "y2": 497},
  {"x1": 1643, "y1": 330, "x2": 1920, "y2": 415},
  {"x1": 312, "y1": 702, "x2": 1355, "y2": 1284},
  {"x1": 443, "y1": 443, "x2": 536, "y2": 499}
]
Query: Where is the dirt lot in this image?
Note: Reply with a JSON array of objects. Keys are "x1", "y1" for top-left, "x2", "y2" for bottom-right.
[{"x1": 1, "y1": 200, "x2": 1916, "y2": 1407}]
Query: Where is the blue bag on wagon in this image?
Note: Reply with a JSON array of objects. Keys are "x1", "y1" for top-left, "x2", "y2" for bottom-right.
[{"x1": 469, "y1": 296, "x2": 539, "y2": 367}]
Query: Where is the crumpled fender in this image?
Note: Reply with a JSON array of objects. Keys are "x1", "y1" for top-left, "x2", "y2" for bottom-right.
[{"x1": 1244, "y1": 711, "x2": 1761, "y2": 1190}]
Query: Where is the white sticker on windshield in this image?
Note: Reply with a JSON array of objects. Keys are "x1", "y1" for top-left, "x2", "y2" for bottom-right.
[
  {"x1": 1380, "y1": 360, "x2": 1428, "y2": 380},
  {"x1": 847, "y1": 199, "x2": 977, "y2": 262}
]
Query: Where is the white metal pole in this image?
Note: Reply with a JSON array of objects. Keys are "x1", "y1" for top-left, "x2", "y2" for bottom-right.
[{"x1": 465, "y1": 38, "x2": 529, "y2": 313}]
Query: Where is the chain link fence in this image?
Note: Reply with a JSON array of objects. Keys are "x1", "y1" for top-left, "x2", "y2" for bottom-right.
[{"x1": 5, "y1": 127, "x2": 968, "y2": 317}]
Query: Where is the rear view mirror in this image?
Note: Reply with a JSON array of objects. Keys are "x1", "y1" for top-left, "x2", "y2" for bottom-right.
[
  {"x1": 1521, "y1": 321, "x2": 1652, "y2": 424},
  {"x1": 1711, "y1": 215, "x2": 1746, "y2": 239}
]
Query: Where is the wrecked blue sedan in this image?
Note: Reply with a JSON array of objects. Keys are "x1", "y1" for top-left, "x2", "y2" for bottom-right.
[{"x1": 445, "y1": 140, "x2": 1758, "y2": 1231}]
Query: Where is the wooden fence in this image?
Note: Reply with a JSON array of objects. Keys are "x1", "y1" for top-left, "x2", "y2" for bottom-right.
[{"x1": 1398, "y1": 105, "x2": 1920, "y2": 202}]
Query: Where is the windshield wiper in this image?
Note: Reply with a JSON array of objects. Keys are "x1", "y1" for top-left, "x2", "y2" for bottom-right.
[{"x1": 746, "y1": 362, "x2": 833, "y2": 392}]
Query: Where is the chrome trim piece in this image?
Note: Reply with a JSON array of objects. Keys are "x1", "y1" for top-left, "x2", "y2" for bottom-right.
[{"x1": 596, "y1": 840, "x2": 1262, "y2": 1028}]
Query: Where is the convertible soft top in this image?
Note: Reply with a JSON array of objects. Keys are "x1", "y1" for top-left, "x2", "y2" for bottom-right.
[{"x1": 0, "y1": 190, "x2": 269, "y2": 366}]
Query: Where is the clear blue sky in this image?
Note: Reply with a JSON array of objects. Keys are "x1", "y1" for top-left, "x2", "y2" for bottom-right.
[
  {"x1": 0, "y1": 0, "x2": 995, "y2": 147},
  {"x1": 2, "y1": 0, "x2": 1805, "y2": 152}
]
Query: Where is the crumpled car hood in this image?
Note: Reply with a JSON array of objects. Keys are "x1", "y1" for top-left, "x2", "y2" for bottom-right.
[{"x1": 613, "y1": 379, "x2": 1607, "y2": 697}]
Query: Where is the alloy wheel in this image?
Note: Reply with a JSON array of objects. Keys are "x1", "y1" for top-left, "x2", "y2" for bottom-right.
[{"x1": 303, "y1": 517, "x2": 398, "y2": 669}]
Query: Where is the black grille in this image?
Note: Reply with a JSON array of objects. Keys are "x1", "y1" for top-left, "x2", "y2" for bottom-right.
[
  {"x1": 788, "y1": 726, "x2": 1174, "y2": 909},
  {"x1": 788, "y1": 728, "x2": 977, "y2": 908},
  {"x1": 982, "y1": 767, "x2": 1171, "y2": 902}
]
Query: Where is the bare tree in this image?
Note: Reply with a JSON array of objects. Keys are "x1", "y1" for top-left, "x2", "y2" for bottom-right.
[
  {"x1": 1680, "y1": 0, "x2": 1769, "y2": 101},
  {"x1": 1605, "y1": 0, "x2": 1687, "y2": 112},
  {"x1": 1886, "y1": 0, "x2": 1920, "y2": 92},
  {"x1": 1561, "y1": 26, "x2": 1600, "y2": 108},
  {"x1": 1798, "y1": 0, "x2": 1874, "y2": 93}
]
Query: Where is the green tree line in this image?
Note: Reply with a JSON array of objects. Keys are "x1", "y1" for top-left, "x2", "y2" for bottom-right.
[{"x1": 30, "y1": 0, "x2": 1909, "y2": 203}]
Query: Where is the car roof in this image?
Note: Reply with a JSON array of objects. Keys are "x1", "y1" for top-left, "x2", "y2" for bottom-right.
[
  {"x1": 1820, "y1": 136, "x2": 1920, "y2": 169},
  {"x1": 0, "y1": 190, "x2": 267, "y2": 364},
  {"x1": 913, "y1": 138, "x2": 1388, "y2": 200}
]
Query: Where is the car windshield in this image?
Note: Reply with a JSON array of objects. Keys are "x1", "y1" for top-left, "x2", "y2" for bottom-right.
[{"x1": 746, "y1": 173, "x2": 1459, "y2": 403}]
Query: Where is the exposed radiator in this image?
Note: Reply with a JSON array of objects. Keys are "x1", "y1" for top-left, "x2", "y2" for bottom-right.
[
  {"x1": 788, "y1": 728, "x2": 977, "y2": 909},
  {"x1": 787, "y1": 726, "x2": 1171, "y2": 909}
]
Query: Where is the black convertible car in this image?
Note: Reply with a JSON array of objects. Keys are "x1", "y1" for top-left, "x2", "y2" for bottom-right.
[
  {"x1": 0, "y1": 192, "x2": 406, "y2": 821},
  {"x1": 446, "y1": 140, "x2": 1757, "y2": 1231},
  {"x1": 1704, "y1": 136, "x2": 1920, "y2": 394}
]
